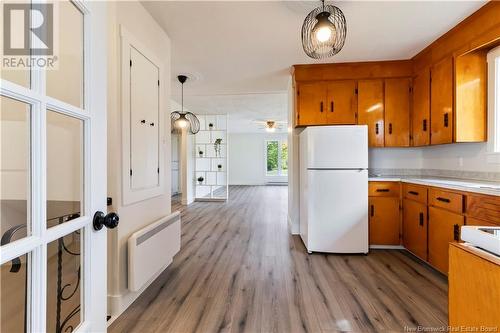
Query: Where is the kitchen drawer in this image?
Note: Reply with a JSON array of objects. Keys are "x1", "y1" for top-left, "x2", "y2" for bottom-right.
[
  {"x1": 429, "y1": 189, "x2": 463, "y2": 214},
  {"x1": 403, "y1": 183, "x2": 428, "y2": 205},
  {"x1": 466, "y1": 194, "x2": 500, "y2": 224},
  {"x1": 466, "y1": 217, "x2": 499, "y2": 227},
  {"x1": 369, "y1": 182, "x2": 400, "y2": 197}
]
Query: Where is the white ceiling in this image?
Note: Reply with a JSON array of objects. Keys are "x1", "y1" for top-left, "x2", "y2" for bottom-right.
[{"x1": 142, "y1": 1, "x2": 485, "y2": 132}]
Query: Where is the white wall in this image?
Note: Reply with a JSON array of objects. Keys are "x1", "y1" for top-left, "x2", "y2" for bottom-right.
[
  {"x1": 370, "y1": 143, "x2": 500, "y2": 172},
  {"x1": 369, "y1": 148, "x2": 423, "y2": 170},
  {"x1": 228, "y1": 132, "x2": 287, "y2": 185},
  {"x1": 106, "y1": 0, "x2": 172, "y2": 319},
  {"x1": 420, "y1": 143, "x2": 499, "y2": 172},
  {"x1": 171, "y1": 100, "x2": 195, "y2": 204}
]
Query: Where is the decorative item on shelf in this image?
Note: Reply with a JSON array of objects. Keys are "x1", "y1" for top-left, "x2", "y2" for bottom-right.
[
  {"x1": 208, "y1": 123, "x2": 214, "y2": 130},
  {"x1": 198, "y1": 150, "x2": 203, "y2": 157},
  {"x1": 197, "y1": 176, "x2": 204, "y2": 185},
  {"x1": 214, "y1": 138, "x2": 223, "y2": 157},
  {"x1": 217, "y1": 164, "x2": 222, "y2": 171},
  {"x1": 301, "y1": 0, "x2": 347, "y2": 59},
  {"x1": 170, "y1": 75, "x2": 200, "y2": 134}
]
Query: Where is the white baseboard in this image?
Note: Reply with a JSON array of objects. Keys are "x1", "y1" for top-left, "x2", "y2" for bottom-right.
[
  {"x1": 107, "y1": 257, "x2": 173, "y2": 325},
  {"x1": 369, "y1": 245, "x2": 405, "y2": 250}
]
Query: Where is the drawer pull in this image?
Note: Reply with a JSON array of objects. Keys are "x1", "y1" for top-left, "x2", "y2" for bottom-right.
[
  {"x1": 388, "y1": 123, "x2": 393, "y2": 135},
  {"x1": 376, "y1": 189, "x2": 390, "y2": 192},
  {"x1": 408, "y1": 191, "x2": 419, "y2": 196},
  {"x1": 370, "y1": 205, "x2": 374, "y2": 217},
  {"x1": 444, "y1": 113, "x2": 449, "y2": 128},
  {"x1": 423, "y1": 119, "x2": 427, "y2": 131},
  {"x1": 375, "y1": 123, "x2": 379, "y2": 135},
  {"x1": 419, "y1": 212, "x2": 424, "y2": 226},
  {"x1": 436, "y1": 197, "x2": 451, "y2": 203},
  {"x1": 453, "y1": 224, "x2": 460, "y2": 241},
  {"x1": 320, "y1": 102, "x2": 323, "y2": 113},
  {"x1": 331, "y1": 101, "x2": 334, "y2": 112}
]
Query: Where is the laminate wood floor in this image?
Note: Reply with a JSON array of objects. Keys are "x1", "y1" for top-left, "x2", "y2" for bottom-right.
[{"x1": 110, "y1": 186, "x2": 448, "y2": 333}]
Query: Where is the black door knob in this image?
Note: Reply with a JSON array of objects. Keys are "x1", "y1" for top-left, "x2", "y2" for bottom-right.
[{"x1": 93, "y1": 211, "x2": 119, "y2": 231}]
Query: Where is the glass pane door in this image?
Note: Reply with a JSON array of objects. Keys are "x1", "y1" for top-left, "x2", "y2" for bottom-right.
[{"x1": 1, "y1": 1, "x2": 107, "y2": 331}]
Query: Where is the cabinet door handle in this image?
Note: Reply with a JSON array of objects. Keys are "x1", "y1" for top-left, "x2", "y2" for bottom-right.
[
  {"x1": 419, "y1": 212, "x2": 424, "y2": 226},
  {"x1": 150, "y1": 122, "x2": 155, "y2": 127},
  {"x1": 453, "y1": 224, "x2": 460, "y2": 241},
  {"x1": 436, "y1": 197, "x2": 450, "y2": 203},
  {"x1": 423, "y1": 119, "x2": 427, "y2": 131},
  {"x1": 388, "y1": 123, "x2": 393, "y2": 135},
  {"x1": 375, "y1": 123, "x2": 379, "y2": 135},
  {"x1": 370, "y1": 205, "x2": 374, "y2": 217},
  {"x1": 140, "y1": 119, "x2": 146, "y2": 124},
  {"x1": 376, "y1": 189, "x2": 390, "y2": 192},
  {"x1": 330, "y1": 101, "x2": 334, "y2": 112},
  {"x1": 320, "y1": 102, "x2": 323, "y2": 113},
  {"x1": 408, "y1": 191, "x2": 419, "y2": 196},
  {"x1": 444, "y1": 113, "x2": 449, "y2": 127}
]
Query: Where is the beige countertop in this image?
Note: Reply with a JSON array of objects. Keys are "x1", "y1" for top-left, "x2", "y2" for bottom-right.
[{"x1": 368, "y1": 176, "x2": 500, "y2": 196}]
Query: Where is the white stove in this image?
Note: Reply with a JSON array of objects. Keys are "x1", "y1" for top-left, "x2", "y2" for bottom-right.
[{"x1": 461, "y1": 226, "x2": 500, "y2": 256}]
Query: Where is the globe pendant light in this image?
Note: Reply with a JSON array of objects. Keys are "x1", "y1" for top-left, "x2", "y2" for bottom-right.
[
  {"x1": 302, "y1": 0, "x2": 347, "y2": 59},
  {"x1": 170, "y1": 75, "x2": 200, "y2": 134}
]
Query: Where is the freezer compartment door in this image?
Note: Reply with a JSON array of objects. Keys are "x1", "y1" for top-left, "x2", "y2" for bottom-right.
[
  {"x1": 307, "y1": 169, "x2": 368, "y2": 253},
  {"x1": 302, "y1": 125, "x2": 368, "y2": 169}
]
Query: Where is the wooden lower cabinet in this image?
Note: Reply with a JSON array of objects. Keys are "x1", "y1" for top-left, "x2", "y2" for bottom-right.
[
  {"x1": 369, "y1": 197, "x2": 400, "y2": 245},
  {"x1": 449, "y1": 243, "x2": 500, "y2": 328},
  {"x1": 428, "y1": 206, "x2": 464, "y2": 274},
  {"x1": 403, "y1": 199, "x2": 427, "y2": 260}
]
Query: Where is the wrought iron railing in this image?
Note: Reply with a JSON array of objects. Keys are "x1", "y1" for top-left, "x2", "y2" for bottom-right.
[{"x1": 2, "y1": 212, "x2": 81, "y2": 333}]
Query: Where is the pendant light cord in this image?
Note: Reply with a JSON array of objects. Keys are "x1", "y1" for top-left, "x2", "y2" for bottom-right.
[
  {"x1": 322, "y1": 0, "x2": 325, "y2": 11},
  {"x1": 181, "y1": 82, "x2": 184, "y2": 113}
]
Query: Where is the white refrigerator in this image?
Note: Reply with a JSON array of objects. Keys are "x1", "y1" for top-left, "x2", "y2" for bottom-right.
[{"x1": 299, "y1": 125, "x2": 368, "y2": 254}]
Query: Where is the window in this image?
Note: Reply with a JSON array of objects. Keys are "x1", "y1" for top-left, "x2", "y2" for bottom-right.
[
  {"x1": 487, "y1": 45, "x2": 500, "y2": 153},
  {"x1": 266, "y1": 139, "x2": 288, "y2": 177}
]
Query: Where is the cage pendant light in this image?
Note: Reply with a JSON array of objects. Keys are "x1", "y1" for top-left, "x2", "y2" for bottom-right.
[
  {"x1": 170, "y1": 75, "x2": 200, "y2": 134},
  {"x1": 301, "y1": 0, "x2": 347, "y2": 59}
]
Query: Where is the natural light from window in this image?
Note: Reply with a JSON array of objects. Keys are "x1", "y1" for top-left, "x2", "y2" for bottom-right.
[
  {"x1": 488, "y1": 46, "x2": 500, "y2": 153},
  {"x1": 266, "y1": 140, "x2": 288, "y2": 177}
]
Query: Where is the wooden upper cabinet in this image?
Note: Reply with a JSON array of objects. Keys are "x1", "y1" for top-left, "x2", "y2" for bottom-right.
[
  {"x1": 412, "y1": 69, "x2": 431, "y2": 146},
  {"x1": 357, "y1": 80, "x2": 384, "y2": 147},
  {"x1": 385, "y1": 78, "x2": 410, "y2": 147},
  {"x1": 326, "y1": 80, "x2": 357, "y2": 125},
  {"x1": 296, "y1": 82, "x2": 327, "y2": 126},
  {"x1": 455, "y1": 50, "x2": 487, "y2": 142},
  {"x1": 430, "y1": 57, "x2": 454, "y2": 145}
]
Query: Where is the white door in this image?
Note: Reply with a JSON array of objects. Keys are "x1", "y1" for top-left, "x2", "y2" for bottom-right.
[
  {"x1": 306, "y1": 169, "x2": 368, "y2": 253},
  {"x1": 1, "y1": 1, "x2": 109, "y2": 332}
]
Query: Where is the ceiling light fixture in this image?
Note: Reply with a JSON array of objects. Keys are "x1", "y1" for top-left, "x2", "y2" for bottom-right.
[
  {"x1": 301, "y1": 0, "x2": 347, "y2": 59},
  {"x1": 170, "y1": 75, "x2": 200, "y2": 134},
  {"x1": 265, "y1": 120, "x2": 277, "y2": 132}
]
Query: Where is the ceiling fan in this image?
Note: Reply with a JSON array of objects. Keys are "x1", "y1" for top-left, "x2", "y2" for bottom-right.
[{"x1": 253, "y1": 120, "x2": 287, "y2": 132}]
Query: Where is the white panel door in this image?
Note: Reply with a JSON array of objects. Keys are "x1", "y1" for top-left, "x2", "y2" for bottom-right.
[
  {"x1": 0, "y1": 1, "x2": 109, "y2": 332},
  {"x1": 307, "y1": 169, "x2": 368, "y2": 253},
  {"x1": 302, "y1": 125, "x2": 368, "y2": 169},
  {"x1": 130, "y1": 47, "x2": 160, "y2": 190}
]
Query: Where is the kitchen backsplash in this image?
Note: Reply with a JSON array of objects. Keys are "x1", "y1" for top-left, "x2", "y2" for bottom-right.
[{"x1": 369, "y1": 168, "x2": 500, "y2": 182}]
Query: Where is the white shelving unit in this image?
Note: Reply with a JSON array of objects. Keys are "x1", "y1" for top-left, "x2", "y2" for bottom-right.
[{"x1": 194, "y1": 114, "x2": 228, "y2": 201}]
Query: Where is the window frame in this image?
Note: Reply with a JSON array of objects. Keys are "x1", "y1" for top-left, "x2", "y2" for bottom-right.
[
  {"x1": 487, "y1": 45, "x2": 500, "y2": 156},
  {"x1": 265, "y1": 138, "x2": 288, "y2": 178}
]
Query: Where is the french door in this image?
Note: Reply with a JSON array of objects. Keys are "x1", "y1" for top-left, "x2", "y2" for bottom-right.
[{"x1": 1, "y1": 1, "x2": 108, "y2": 332}]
